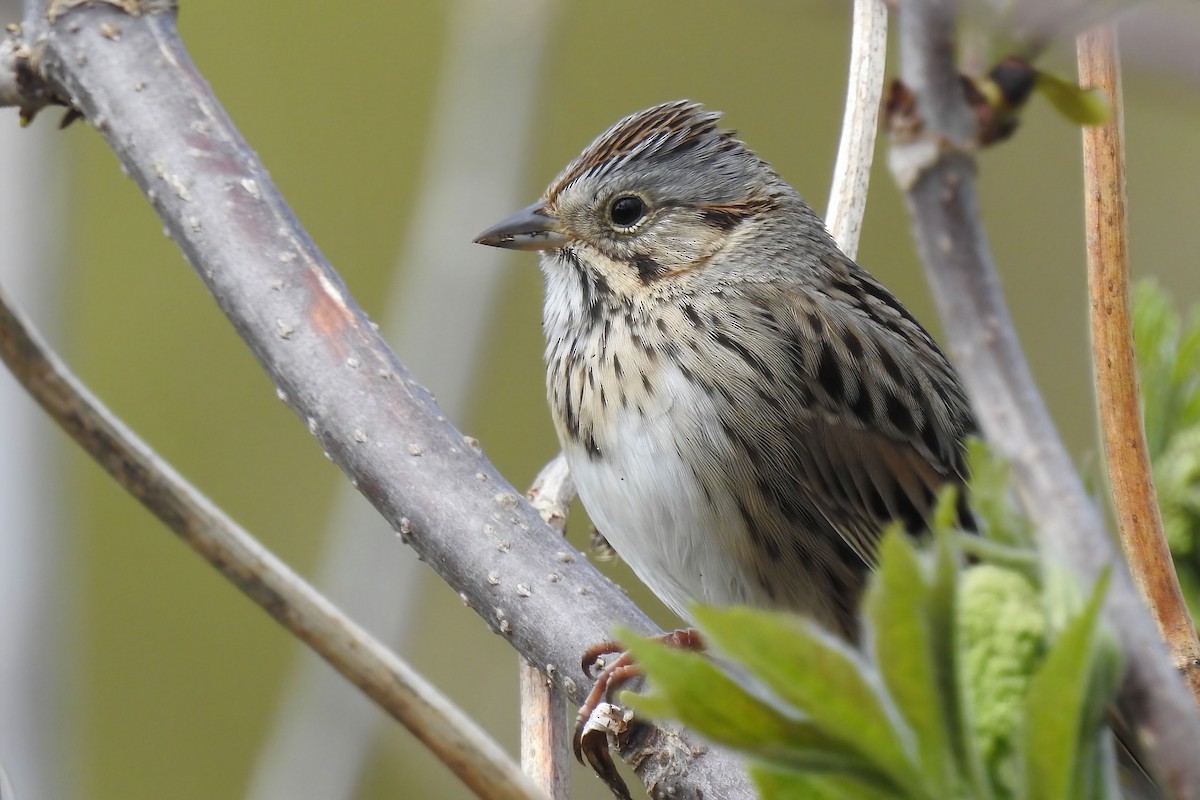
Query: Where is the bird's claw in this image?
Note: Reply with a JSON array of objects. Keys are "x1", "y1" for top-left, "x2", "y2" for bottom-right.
[
  {"x1": 577, "y1": 702, "x2": 636, "y2": 800},
  {"x1": 573, "y1": 650, "x2": 640, "y2": 762},
  {"x1": 572, "y1": 630, "x2": 706, "y2": 798}
]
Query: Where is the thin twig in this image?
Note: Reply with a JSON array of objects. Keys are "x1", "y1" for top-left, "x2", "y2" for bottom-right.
[
  {"x1": 1078, "y1": 23, "x2": 1200, "y2": 701},
  {"x1": 825, "y1": 0, "x2": 888, "y2": 259},
  {"x1": 523, "y1": 460, "x2": 576, "y2": 796},
  {"x1": 521, "y1": 453, "x2": 575, "y2": 799},
  {"x1": 0, "y1": 282, "x2": 547, "y2": 800},
  {"x1": 891, "y1": 0, "x2": 1200, "y2": 794},
  {"x1": 527, "y1": 454, "x2": 574, "y2": 538},
  {"x1": 518, "y1": 663, "x2": 569, "y2": 800},
  {"x1": 33, "y1": 5, "x2": 751, "y2": 797}
]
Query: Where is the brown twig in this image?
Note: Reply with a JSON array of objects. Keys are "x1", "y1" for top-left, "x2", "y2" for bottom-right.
[
  {"x1": 526, "y1": 454, "x2": 574, "y2": 539},
  {"x1": 518, "y1": 663, "x2": 569, "y2": 800},
  {"x1": 520, "y1": 454, "x2": 574, "y2": 800},
  {"x1": 891, "y1": 0, "x2": 1200, "y2": 794},
  {"x1": 1078, "y1": 23, "x2": 1200, "y2": 701},
  {"x1": 0, "y1": 282, "x2": 547, "y2": 800}
]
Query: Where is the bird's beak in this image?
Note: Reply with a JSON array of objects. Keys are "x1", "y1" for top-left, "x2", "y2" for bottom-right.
[{"x1": 474, "y1": 200, "x2": 566, "y2": 251}]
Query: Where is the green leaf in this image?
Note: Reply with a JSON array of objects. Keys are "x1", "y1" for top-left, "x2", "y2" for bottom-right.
[
  {"x1": 690, "y1": 606, "x2": 928, "y2": 797},
  {"x1": 623, "y1": 632, "x2": 893, "y2": 781},
  {"x1": 863, "y1": 532, "x2": 962, "y2": 797},
  {"x1": 1035, "y1": 70, "x2": 1111, "y2": 126},
  {"x1": 929, "y1": 532, "x2": 997, "y2": 798},
  {"x1": 930, "y1": 484, "x2": 962, "y2": 533},
  {"x1": 1023, "y1": 572, "x2": 1116, "y2": 800},
  {"x1": 1073, "y1": 612, "x2": 1124, "y2": 800}
]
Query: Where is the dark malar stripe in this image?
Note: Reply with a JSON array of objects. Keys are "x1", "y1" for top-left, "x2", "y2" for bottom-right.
[
  {"x1": 632, "y1": 253, "x2": 663, "y2": 283},
  {"x1": 562, "y1": 249, "x2": 611, "y2": 329}
]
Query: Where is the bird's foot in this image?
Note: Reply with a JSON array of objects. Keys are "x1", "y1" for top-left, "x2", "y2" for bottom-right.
[{"x1": 573, "y1": 629, "x2": 705, "y2": 799}]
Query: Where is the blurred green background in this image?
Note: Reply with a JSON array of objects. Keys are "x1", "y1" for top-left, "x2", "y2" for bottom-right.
[{"x1": 1, "y1": 1, "x2": 1197, "y2": 798}]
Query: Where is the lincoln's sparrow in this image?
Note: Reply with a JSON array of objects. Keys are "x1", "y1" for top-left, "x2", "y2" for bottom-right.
[{"x1": 477, "y1": 100, "x2": 976, "y2": 640}]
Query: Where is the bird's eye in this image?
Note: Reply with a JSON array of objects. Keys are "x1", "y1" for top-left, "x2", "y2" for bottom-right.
[{"x1": 608, "y1": 195, "x2": 647, "y2": 229}]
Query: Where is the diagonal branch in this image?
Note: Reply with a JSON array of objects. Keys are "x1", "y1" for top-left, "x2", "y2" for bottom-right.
[
  {"x1": 1078, "y1": 23, "x2": 1200, "y2": 701},
  {"x1": 892, "y1": 0, "x2": 1200, "y2": 794},
  {"x1": 21, "y1": 4, "x2": 751, "y2": 798}
]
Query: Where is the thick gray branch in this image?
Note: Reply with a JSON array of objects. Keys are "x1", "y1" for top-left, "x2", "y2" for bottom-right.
[
  {"x1": 894, "y1": 1, "x2": 1200, "y2": 794},
  {"x1": 34, "y1": 5, "x2": 750, "y2": 798}
]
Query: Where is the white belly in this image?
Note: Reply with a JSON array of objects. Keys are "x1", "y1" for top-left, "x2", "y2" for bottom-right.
[{"x1": 561, "y1": 368, "x2": 754, "y2": 622}]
